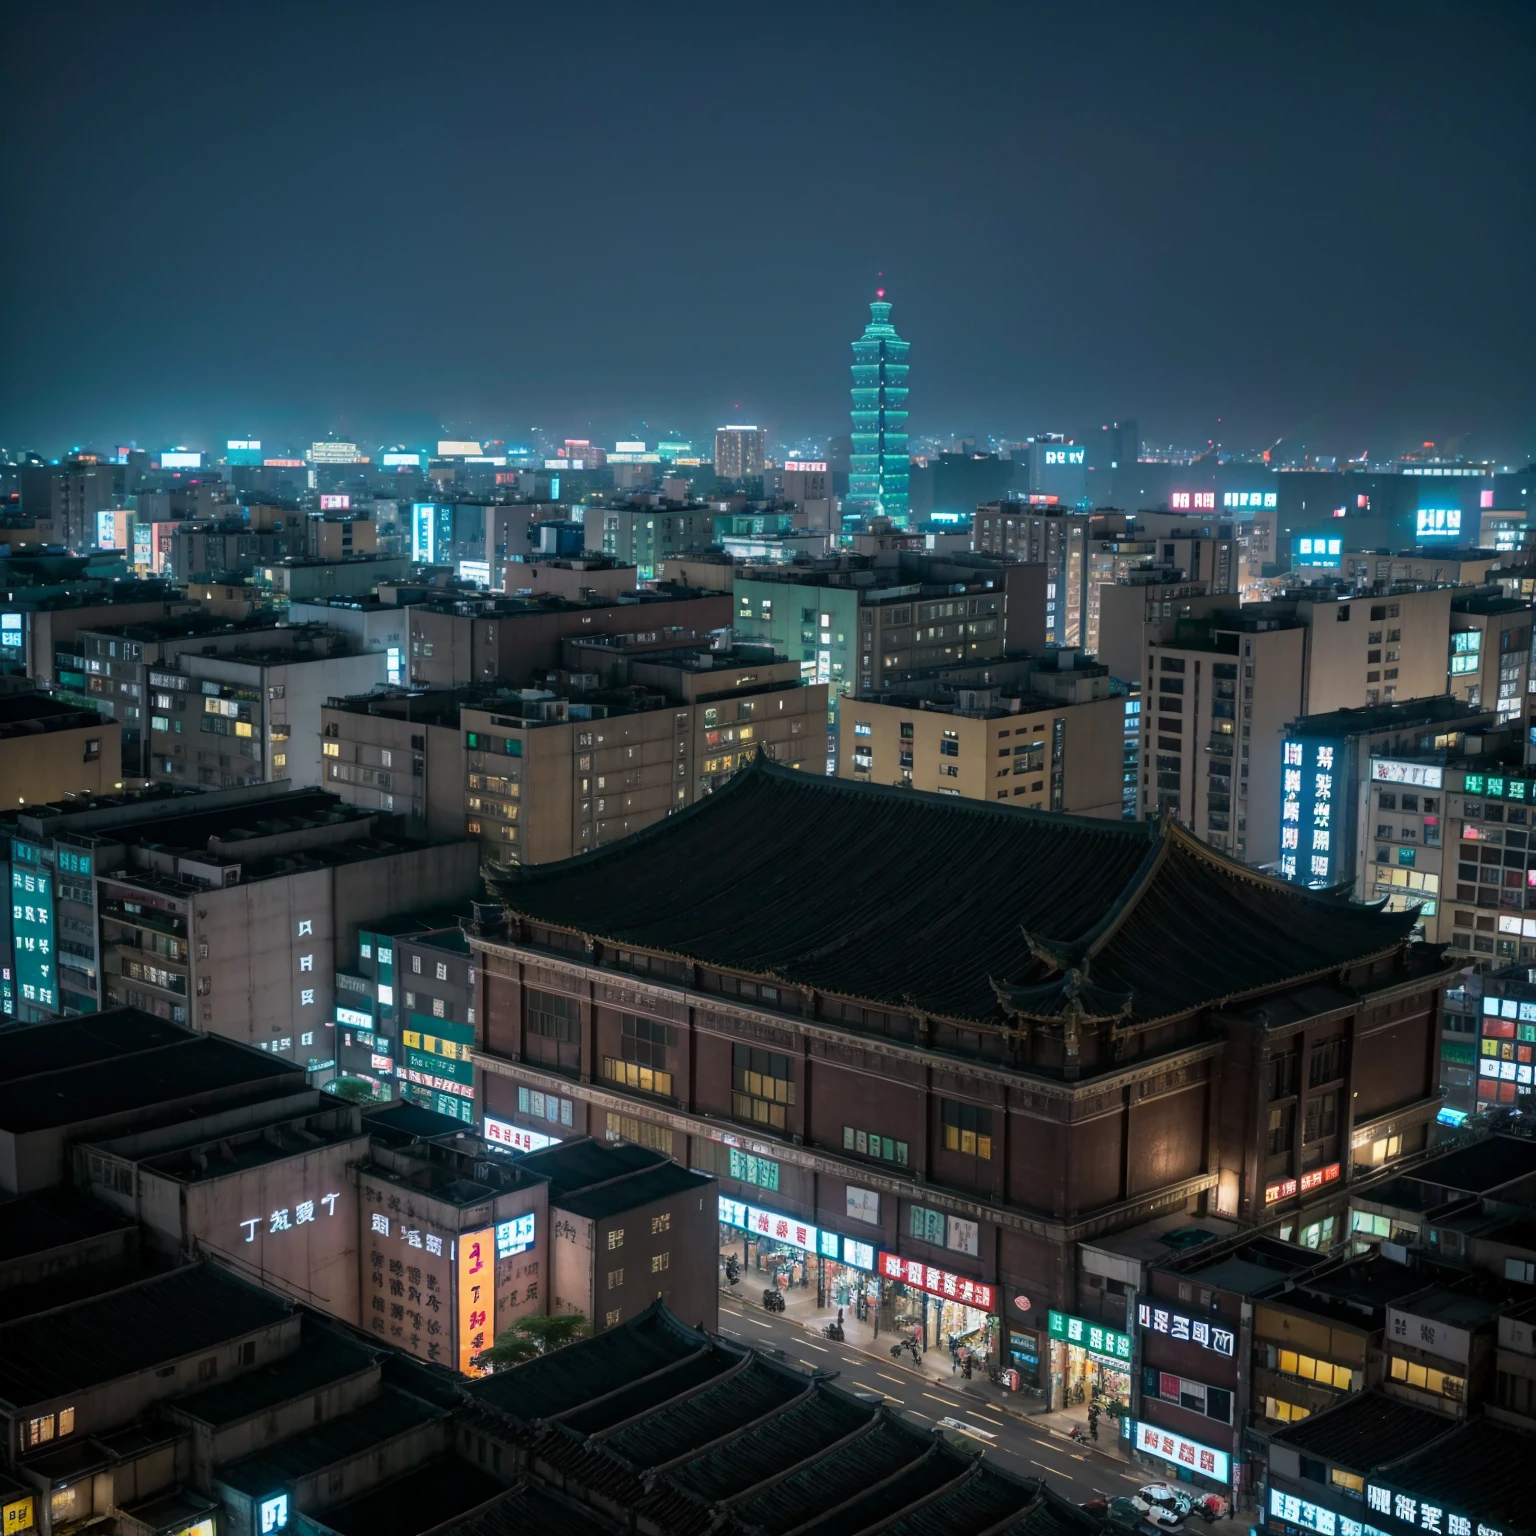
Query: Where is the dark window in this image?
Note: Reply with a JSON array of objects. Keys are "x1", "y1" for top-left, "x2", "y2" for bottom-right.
[
  {"x1": 1267, "y1": 1050, "x2": 1298, "y2": 1100},
  {"x1": 1304, "y1": 1091, "x2": 1339, "y2": 1143},
  {"x1": 526, "y1": 988, "x2": 581, "y2": 1073},
  {"x1": 1160, "y1": 657, "x2": 1186, "y2": 673},
  {"x1": 732, "y1": 1044, "x2": 794, "y2": 1129},
  {"x1": 1299, "y1": 1455, "x2": 1327, "y2": 1485},
  {"x1": 1267, "y1": 1104, "x2": 1294, "y2": 1155},
  {"x1": 941, "y1": 1099, "x2": 993, "y2": 1159},
  {"x1": 1309, "y1": 1036, "x2": 1344, "y2": 1085}
]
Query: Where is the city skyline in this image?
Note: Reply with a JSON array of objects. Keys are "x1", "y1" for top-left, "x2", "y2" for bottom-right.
[{"x1": 3, "y1": 2, "x2": 1533, "y2": 463}]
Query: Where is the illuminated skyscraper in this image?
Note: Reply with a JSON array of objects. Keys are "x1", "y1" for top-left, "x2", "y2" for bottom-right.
[{"x1": 847, "y1": 288, "x2": 910, "y2": 524}]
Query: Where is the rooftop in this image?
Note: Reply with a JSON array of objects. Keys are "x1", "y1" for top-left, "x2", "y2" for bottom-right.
[
  {"x1": 216, "y1": 1387, "x2": 444, "y2": 1495},
  {"x1": 0, "y1": 1009, "x2": 190, "y2": 1083},
  {"x1": 1286, "y1": 694, "x2": 1489, "y2": 737},
  {"x1": 1399, "y1": 1135, "x2": 1536, "y2": 1198},
  {"x1": 0, "y1": 693, "x2": 113, "y2": 736},
  {"x1": 0, "y1": 1188, "x2": 138, "y2": 1264},
  {"x1": 1271, "y1": 1388, "x2": 1453, "y2": 1471},
  {"x1": 517, "y1": 1141, "x2": 713, "y2": 1220},
  {"x1": 464, "y1": 1300, "x2": 1099, "y2": 1536},
  {"x1": 313, "y1": 1459, "x2": 519, "y2": 1536},
  {"x1": 0, "y1": 1031, "x2": 300, "y2": 1136},
  {"x1": 1374, "y1": 1417, "x2": 1535, "y2": 1535},
  {"x1": 0, "y1": 1262, "x2": 292, "y2": 1406},
  {"x1": 489, "y1": 757, "x2": 1421, "y2": 1029},
  {"x1": 169, "y1": 1316, "x2": 375, "y2": 1427}
]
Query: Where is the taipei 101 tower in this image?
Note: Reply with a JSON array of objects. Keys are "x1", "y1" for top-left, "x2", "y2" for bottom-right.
[{"x1": 847, "y1": 284, "x2": 910, "y2": 524}]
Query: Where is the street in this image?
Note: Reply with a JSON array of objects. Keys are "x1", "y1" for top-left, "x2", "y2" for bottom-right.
[{"x1": 717, "y1": 1290, "x2": 1152, "y2": 1508}]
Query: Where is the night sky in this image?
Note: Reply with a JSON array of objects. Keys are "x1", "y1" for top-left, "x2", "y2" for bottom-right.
[{"x1": 3, "y1": 1, "x2": 1533, "y2": 461}]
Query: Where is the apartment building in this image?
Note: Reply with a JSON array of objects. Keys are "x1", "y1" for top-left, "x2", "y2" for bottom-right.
[
  {"x1": 734, "y1": 553, "x2": 1047, "y2": 768},
  {"x1": 71, "y1": 615, "x2": 283, "y2": 777},
  {"x1": 0, "y1": 694, "x2": 120, "y2": 806},
  {"x1": 839, "y1": 650, "x2": 1129, "y2": 817},
  {"x1": 1448, "y1": 591, "x2": 1532, "y2": 720},
  {"x1": 971, "y1": 504, "x2": 1131, "y2": 647},
  {"x1": 321, "y1": 690, "x2": 470, "y2": 839},
  {"x1": 1143, "y1": 587, "x2": 1457, "y2": 863},
  {"x1": 583, "y1": 502, "x2": 715, "y2": 580},
  {"x1": 406, "y1": 586, "x2": 731, "y2": 689},
  {"x1": 2, "y1": 582, "x2": 189, "y2": 688},
  {"x1": 462, "y1": 644, "x2": 827, "y2": 866},
  {"x1": 1275, "y1": 697, "x2": 1491, "y2": 892},
  {"x1": 2, "y1": 783, "x2": 478, "y2": 1051},
  {"x1": 145, "y1": 627, "x2": 388, "y2": 790},
  {"x1": 469, "y1": 759, "x2": 1453, "y2": 1403}
]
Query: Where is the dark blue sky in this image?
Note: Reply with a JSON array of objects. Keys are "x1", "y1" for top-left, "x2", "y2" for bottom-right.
[{"x1": 3, "y1": 0, "x2": 1533, "y2": 461}]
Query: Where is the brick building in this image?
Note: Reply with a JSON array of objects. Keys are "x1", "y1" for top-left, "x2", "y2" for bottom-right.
[{"x1": 467, "y1": 759, "x2": 1454, "y2": 1394}]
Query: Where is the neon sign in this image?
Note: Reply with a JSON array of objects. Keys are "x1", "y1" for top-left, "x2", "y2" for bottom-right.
[
  {"x1": 1416, "y1": 507, "x2": 1461, "y2": 538},
  {"x1": 1170, "y1": 492, "x2": 1216, "y2": 510}
]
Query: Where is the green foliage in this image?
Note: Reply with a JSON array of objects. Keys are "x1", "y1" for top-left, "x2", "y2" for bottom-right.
[
  {"x1": 325, "y1": 1077, "x2": 382, "y2": 1103},
  {"x1": 476, "y1": 1312, "x2": 591, "y2": 1370}
]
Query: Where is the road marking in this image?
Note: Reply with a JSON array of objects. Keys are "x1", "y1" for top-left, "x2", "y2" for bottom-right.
[
  {"x1": 938, "y1": 1417, "x2": 997, "y2": 1443},
  {"x1": 855, "y1": 1381, "x2": 903, "y2": 1403},
  {"x1": 720, "y1": 1327, "x2": 741, "y2": 1336},
  {"x1": 922, "y1": 1392, "x2": 962, "y2": 1408},
  {"x1": 802, "y1": 1341, "x2": 828, "y2": 1352},
  {"x1": 841, "y1": 1357, "x2": 862, "y2": 1365},
  {"x1": 972, "y1": 1412, "x2": 1005, "y2": 1427},
  {"x1": 877, "y1": 1372, "x2": 905, "y2": 1384},
  {"x1": 746, "y1": 1317, "x2": 774, "y2": 1330},
  {"x1": 721, "y1": 1305, "x2": 743, "y2": 1315},
  {"x1": 909, "y1": 1410, "x2": 931, "y2": 1419}
]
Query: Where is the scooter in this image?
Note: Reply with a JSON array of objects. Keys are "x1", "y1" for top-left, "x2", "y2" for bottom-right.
[
  {"x1": 762, "y1": 1287, "x2": 785, "y2": 1314},
  {"x1": 889, "y1": 1337, "x2": 921, "y2": 1364},
  {"x1": 822, "y1": 1321, "x2": 845, "y2": 1342},
  {"x1": 724, "y1": 1255, "x2": 741, "y2": 1286},
  {"x1": 1067, "y1": 1425, "x2": 1091, "y2": 1445}
]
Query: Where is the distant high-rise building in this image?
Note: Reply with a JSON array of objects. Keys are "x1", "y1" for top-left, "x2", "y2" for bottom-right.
[
  {"x1": 713, "y1": 425, "x2": 766, "y2": 481},
  {"x1": 847, "y1": 288, "x2": 910, "y2": 524}
]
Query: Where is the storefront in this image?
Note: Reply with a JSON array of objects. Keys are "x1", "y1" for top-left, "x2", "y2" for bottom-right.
[
  {"x1": 877, "y1": 1252, "x2": 998, "y2": 1362},
  {"x1": 1122, "y1": 1418, "x2": 1231, "y2": 1494},
  {"x1": 717, "y1": 1197, "x2": 878, "y2": 1303},
  {"x1": 1047, "y1": 1308, "x2": 1134, "y2": 1413}
]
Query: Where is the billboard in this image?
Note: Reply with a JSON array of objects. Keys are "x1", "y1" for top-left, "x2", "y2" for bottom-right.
[
  {"x1": 1416, "y1": 507, "x2": 1461, "y2": 539},
  {"x1": 161, "y1": 451, "x2": 201, "y2": 469},
  {"x1": 319, "y1": 494, "x2": 351, "y2": 511},
  {"x1": 1294, "y1": 535, "x2": 1342, "y2": 566},
  {"x1": 1280, "y1": 737, "x2": 1342, "y2": 886},
  {"x1": 457, "y1": 1227, "x2": 493, "y2": 1374},
  {"x1": 412, "y1": 503, "x2": 437, "y2": 564},
  {"x1": 437, "y1": 440, "x2": 482, "y2": 457}
]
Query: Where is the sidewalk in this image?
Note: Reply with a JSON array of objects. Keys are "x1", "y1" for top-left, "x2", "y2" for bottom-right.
[{"x1": 722, "y1": 1278, "x2": 1129, "y2": 1464}]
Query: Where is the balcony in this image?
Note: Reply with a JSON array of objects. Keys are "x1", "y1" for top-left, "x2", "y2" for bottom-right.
[{"x1": 101, "y1": 901, "x2": 187, "y2": 940}]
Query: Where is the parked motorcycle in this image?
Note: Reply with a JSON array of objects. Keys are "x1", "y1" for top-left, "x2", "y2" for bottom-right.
[
  {"x1": 724, "y1": 1255, "x2": 741, "y2": 1286},
  {"x1": 822, "y1": 1321, "x2": 845, "y2": 1341},
  {"x1": 762, "y1": 1287, "x2": 785, "y2": 1314}
]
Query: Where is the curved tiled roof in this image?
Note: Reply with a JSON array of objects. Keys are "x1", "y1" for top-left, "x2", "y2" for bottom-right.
[{"x1": 492, "y1": 760, "x2": 1418, "y2": 1024}]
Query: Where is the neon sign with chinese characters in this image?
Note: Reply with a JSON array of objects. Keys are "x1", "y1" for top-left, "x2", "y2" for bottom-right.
[
  {"x1": 718, "y1": 1196, "x2": 875, "y2": 1270},
  {"x1": 1047, "y1": 1308, "x2": 1133, "y2": 1362},
  {"x1": 240, "y1": 1192, "x2": 340, "y2": 1241},
  {"x1": 1280, "y1": 739, "x2": 1340, "y2": 886},
  {"x1": 1365, "y1": 1482, "x2": 1503, "y2": 1536},
  {"x1": 1137, "y1": 1300, "x2": 1235, "y2": 1356},
  {"x1": 878, "y1": 1251, "x2": 996, "y2": 1310},
  {"x1": 1265, "y1": 1161, "x2": 1341, "y2": 1204},
  {"x1": 1170, "y1": 491, "x2": 1216, "y2": 510},
  {"x1": 1125, "y1": 1419, "x2": 1230, "y2": 1484},
  {"x1": 482, "y1": 1115, "x2": 560, "y2": 1153},
  {"x1": 1224, "y1": 491, "x2": 1278, "y2": 509},
  {"x1": 1043, "y1": 448, "x2": 1085, "y2": 465},
  {"x1": 1372, "y1": 760, "x2": 1444, "y2": 788}
]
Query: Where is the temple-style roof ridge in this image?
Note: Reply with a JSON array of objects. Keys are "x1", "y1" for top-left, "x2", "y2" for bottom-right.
[{"x1": 488, "y1": 760, "x2": 1425, "y2": 1030}]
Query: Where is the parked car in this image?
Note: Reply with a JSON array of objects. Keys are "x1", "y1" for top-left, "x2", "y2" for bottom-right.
[
  {"x1": 1080, "y1": 1495, "x2": 1152, "y2": 1530},
  {"x1": 1127, "y1": 1484, "x2": 1225, "y2": 1526}
]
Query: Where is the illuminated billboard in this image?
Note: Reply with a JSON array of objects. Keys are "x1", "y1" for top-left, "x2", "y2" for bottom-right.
[
  {"x1": 1416, "y1": 507, "x2": 1461, "y2": 539},
  {"x1": 1280, "y1": 737, "x2": 1342, "y2": 886},
  {"x1": 1043, "y1": 447, "x2": 1084, "y2": 466},
  {"x1": 319, "y1": 494, "x2": 351, "y2": 511},
  {"x1": 437, "y1": 440, "x2": 482, "y2": 457},
  {"x1": 1293, "y1": 535, "x2": 1342, "y2": 566},
  {"x1": 412, "y1": 503, "x2": 437, "y2": 564},
  {"x1": 457, "y1": 1227, "x2": 493, "y2": 1374},
  {"x1": 1170, "y1": 491, "x2": 1215, "y2": 510},
  {"x1": 1223, "y1": 491, "x2": 1278, "y2": 509},
  {"x1": 161, "y1": 451, "x2": 201, "y2": 469}
]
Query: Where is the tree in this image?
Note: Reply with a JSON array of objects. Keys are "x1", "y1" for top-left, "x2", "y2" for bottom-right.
[
  {"x1": 476, "y1": 1312, "x2": 590, "y2": 1370},
  {"x1": 325, "y1": 1077, "x2": 382, "y2": 1104}
]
